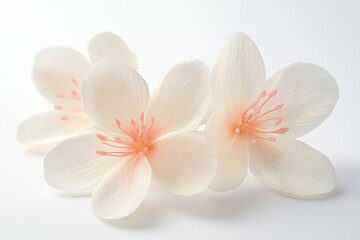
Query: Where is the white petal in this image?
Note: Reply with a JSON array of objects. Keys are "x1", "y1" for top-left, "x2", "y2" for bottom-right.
[
  {"x1": 212, "y1": 32, "x2": 266, "y2": 113},
  {"x1": 44, "y1": 131, "x2": 119, "y2": 193},
  {"x1": 88, "y1": 32, "x2": 137, "y2": 69},
  {"x1": 204, "y1": 108, "x2": 249, "y2": 192},
  {"x1": 33, "y1": 47, "x2": 90, "y2": 104},
  {"x1": 249, "y1": 138, "x2": 336, "y2": 198},
  {"x1": 91, "y1": 154, "x2": 151, "y2": 219},
  {"x1": 17, "y1": 110, "x2": 90, "y2": 146},
  {"x1": 147, "y1": 132, "x2": 217, "y2": 196},
  {"x1": 23, "y1": 142, "x2": 59, "y2": 154},
  {"x1": 82, "y1": 59, "x2": 149, "y2": 135},
  {"x1": 146, "y1": 60, "x2": 211, "y2": 134},
  {"x1": 262, "y1": 62, "x2": 339, "y2": 137}
]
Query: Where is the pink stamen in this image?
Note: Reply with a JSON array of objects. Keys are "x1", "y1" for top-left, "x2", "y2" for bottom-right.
[
  {"x1": 96, "y1": 151, "x2": 109, "y2": 156},
  {"x1": 242, "y1": 91, "x2": 266, "y2": 122},
  {"x1": 54, "y1": 78, "x2": 83, "y2": 122},
  {"x1": 268, "y1": 90, "x2": 278, "y2": 98},
  {"x1": 256, "y1": 90, "x2": 278, "y2": 114},
  {"x1": 274, "y1": 127, "x2": 289, "y2": 134},
  {"x1": 96, "y1": 134, "x2": 108, "y2": 141},
  {"x1": 115, "y1": 119, "x2": 121, "y2": 129},
  {"x1": 252, "y1": 117, "x2": 283, "y2": 126},
  {"x1": 140, "y1": 111, "x2": 145, "y2": 122},
  {"x1": 71, "y1": 90, "x2": 79, "y2": 97},
  {"x1": 59, "y1": 116, "x2": 83, "y2": 121},
  {"x1": 72, "y1": 78, "x2": 78, "y2": 86},
  {"x1": 54, "y1": 105, "x2": 81, "y2": 113},
  {"x1": 275, "y1": 118, "x2": 283, "y2": 126},
  {"x1": 252, "y1": 104, "x2": 284, "y2": 122},
  {"x1": 232, "y1": 89, "x2": 289, "y2": 143},
  {"x1": 130, "y1": 119, "x2": 136, "y2": 126},
  {"x1": 96, "y1": 113, "x2": 160, "y2": 158},
  {"x1": 60, "y1": 116, "x2": 69, "y2": 121},
  {"x1": 54, "y1": 105, "x2": 63, "y2": 110}
]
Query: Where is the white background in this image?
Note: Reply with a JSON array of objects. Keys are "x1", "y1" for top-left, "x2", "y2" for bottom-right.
[{"x1": 0, "y1": 0, "x2": 359, "y2": 239}]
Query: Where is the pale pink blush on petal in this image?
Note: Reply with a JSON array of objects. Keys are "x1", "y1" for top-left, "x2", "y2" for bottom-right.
[{"x1": 91, "y1": 154, "x2": 152, "y2": 219}]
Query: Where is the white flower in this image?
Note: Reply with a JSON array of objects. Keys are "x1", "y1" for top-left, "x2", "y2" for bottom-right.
[
  {"x1": 44, "y1": 59, "x2": 217, "y2": 219},
  {"x1": 17, "y1": 32, "x2": 137, "y2": 151},
  {"x1": 205, "y1": 32, "x2": 339, "y2": 197}
]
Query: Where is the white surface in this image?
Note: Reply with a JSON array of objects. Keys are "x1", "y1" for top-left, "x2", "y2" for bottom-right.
[{"x1": 0, "y1": 0, "x2": 359, "y2": 239}]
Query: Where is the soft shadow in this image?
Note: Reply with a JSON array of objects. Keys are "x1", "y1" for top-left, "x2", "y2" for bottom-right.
[
  {"x1": 333, "y1": 161, "x2": 360, "y2": 197},
  {"x1": 73, "y1": 160, "x2": 360, "y2": 229},
  {"x1": 104, "y1": 184, "x2": 272, "y2": 230},
  {"x1": 55, "y1": 191, "x2": 92, "y2": 198},
  {"x1": 163, "y1": 187, "x2": 270, "y2": 221},
  {"x1": 100, "y1": 200, "x2": 160, "y2": 229}
]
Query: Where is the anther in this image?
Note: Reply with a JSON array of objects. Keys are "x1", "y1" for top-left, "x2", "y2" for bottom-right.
[
  {"x1": 268, "y1": 90, "x2": 278, "y2": 98},
  {"x1": 72, "y1": 78, "x2": 78, "y2": 86},
  {"x1": 274, "y1": 127, "x2": 289, "y2": 134},
  {"x1": 60, "y1": 116, "x2": 69, "y2": 121},
  {"x1": 54, "y1": 105, "x2": 63, "y2": 110},
  {"x1": 115, "y1": 119, "x2": 121, "y2": 129},
  {"x1": 140, "y1": 112, "x2": 145, "y2": 122},
  {"x1": 98, "y1": 114, "x2": 159, "y2": 158},
  {"x1": 96, "y1": 151, "x2": 109, "y2": 156},
  {"x1": 274, "y1": 104, "x2": 284, "y2": 110},
  {"x1": 260, "y1": 91, "x2": 266, "y2": 98},
  {"x1": 275, "y1": 118, "x2": 283, "y2": 126},
  {"x1": 71, "y1": 90, "x2": 79, "y2": 96},
  {"x1": 96, "y1": 134, "x2": 108, "y2": 141},
  {"x1": 267, "y1": 137, "x2": 277, "y2": 141}
]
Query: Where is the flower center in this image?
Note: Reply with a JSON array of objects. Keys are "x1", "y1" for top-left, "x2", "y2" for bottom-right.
[
  {"x1": 54, "y1": 78, "x2": 83, "y2": 121},
  {"x1": 231, "y1": 89, "x2": 289, "y2": 143},
  {"x1": 96, "y1": 112, "x2": 159, "y2": 158}
]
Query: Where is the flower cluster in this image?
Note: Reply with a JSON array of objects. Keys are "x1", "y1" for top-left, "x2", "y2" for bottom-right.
[{"x1": 18, "y1": 32, "x2": 339, "y2": 219}]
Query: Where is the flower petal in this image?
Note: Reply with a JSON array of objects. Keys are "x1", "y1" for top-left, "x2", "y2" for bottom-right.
[
  {"x1": 204, "y1": 108, "x2": 249, "y2": 192},
  {"x1": 262, "y1": 62, "x2": 339, "y2": 137},
  {"x1": 17, "y1": 110, "x2": 90, "y2": 146},
  {"x1": 82, "y1": 59, "x2": 149, "y2": 135},
  {"x1": 212, "y1": 32, "x2": 266, "y2": 113},
  {"x1": 91, "y1": 154, "x2": 151, "y2": 219},
  {"x1": 147, "y1": 131, "x2": 217, "y2": 196},
  {"x1": 88, "y1": 32, "x2": 137, "y2": 69},
  {"x1": 44, "y1": 131, "x2": 119, "y2": 193},
  {"x1": 146, "y1": 60, "x2": 211, "y2": 134},
  {"x1": 249, "y1": 138, "x2": 336, "y2": 198},
  {"x1": 33, "y1": 47, "x2": 90, "y2": 104}
]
